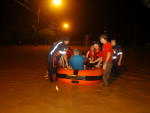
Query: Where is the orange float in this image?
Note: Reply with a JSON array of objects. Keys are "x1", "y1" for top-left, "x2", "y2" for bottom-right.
[{"x1": 57, "y1": 68, "x2": 103, "y2": 85}]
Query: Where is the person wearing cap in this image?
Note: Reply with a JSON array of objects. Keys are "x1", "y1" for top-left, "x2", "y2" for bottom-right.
[
  {"x1": 46, "y1": 38, "x2": 69, "y2": 82},
  {"x1": 97, "y1": 34, "x2": 113, "y2": 87},
  {"x1": 111, "y1": 39, "x2": 123, "y2": 77}
]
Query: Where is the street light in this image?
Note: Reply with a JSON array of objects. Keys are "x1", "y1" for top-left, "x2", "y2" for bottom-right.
[
  {"x1": 35, "y1": 0, "x2": 62, "y2": 46},
  {"x1": 14, "y1": 0, "x2": 63, "y2": 46},
  {"x1": 53, "y1": 0, "x2": 62, "y2": 6},
  {"x1": 63, "y1": 23, "x2": 69, "y2": 30}
]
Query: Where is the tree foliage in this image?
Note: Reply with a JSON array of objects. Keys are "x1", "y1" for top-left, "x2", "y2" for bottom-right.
[{"x1": 142, "y1": 0, "x2": 150, "y2": 8}]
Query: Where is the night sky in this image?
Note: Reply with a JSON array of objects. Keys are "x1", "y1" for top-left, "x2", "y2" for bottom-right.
[{"x1": 0, "y1": 0, "x2": 150, "y2": 46}]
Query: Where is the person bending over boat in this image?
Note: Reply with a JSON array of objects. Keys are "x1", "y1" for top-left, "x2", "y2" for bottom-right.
[
  {"x1": 68, "y1": 49, "x2": 85, "y2": 70},
  {"x1": 46, "y1": 37, "x2": 69, "y2": 82}
]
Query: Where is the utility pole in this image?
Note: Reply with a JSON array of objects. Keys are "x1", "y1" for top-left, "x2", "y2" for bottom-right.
[{"x1": 14, "y1": 0, "x2": 62, "y2": 46}]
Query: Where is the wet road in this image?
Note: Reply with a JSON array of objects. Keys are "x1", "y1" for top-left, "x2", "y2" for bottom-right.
[{"x1": 0, "y1": 46, "x2": 150, "y2": 113}]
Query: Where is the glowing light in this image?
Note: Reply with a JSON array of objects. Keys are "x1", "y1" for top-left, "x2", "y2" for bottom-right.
[
  {"x1": 63, "y1": 23, "x2": 69, "y2": 28},
  {"x1": 53, "y1": 0, "x2": 62, "y2": 6}
]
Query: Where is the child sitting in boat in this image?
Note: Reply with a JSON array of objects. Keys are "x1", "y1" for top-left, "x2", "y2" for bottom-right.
[
  {"x1": 68, "y1": 49, "x2": 85, "y2": 70},
  {"x1": 86, "y1": 45, "x2": 95, "y2": 62},
  {"x1": 87, "y1": 42, "x2": 102, "y2": 69}
]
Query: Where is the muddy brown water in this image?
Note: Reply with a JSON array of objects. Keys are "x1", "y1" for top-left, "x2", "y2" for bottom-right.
[{"x1": 0, "y1": 45, "x2": 150, "y2": 113}]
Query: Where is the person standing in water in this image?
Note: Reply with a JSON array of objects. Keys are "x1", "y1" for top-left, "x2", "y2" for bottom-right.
[
  {"x1": 97, "y1": 34, "x2": 113, "y2": 87},
  {"x1": 46, "y1": 37, "x2": 69, "y2": 82},
  {"x1": 111, "y1": 39, "x2": 123, "y2": 77}
]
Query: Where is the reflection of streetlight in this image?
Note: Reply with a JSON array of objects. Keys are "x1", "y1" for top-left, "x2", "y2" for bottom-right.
[{"x1": 53, "y1": 0, "x2": 62, "y2": 6}]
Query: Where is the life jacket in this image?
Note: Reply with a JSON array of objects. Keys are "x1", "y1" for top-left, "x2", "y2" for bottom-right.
[
  {"x1": 88, "y1": 50, "x2": 95, "y2": 58},
  {"x1": 94, "y1": 48, "x2": 102, "y2": 60}
]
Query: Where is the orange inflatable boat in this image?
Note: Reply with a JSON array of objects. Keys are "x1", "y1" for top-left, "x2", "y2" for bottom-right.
[{"x1": 57, "y1": 68, "x2": 103, "y2": 85}]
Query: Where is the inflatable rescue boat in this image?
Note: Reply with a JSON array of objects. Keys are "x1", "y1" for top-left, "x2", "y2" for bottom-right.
[{"x1": 57, "y1": 68, "x2": 103, "y2": 85}]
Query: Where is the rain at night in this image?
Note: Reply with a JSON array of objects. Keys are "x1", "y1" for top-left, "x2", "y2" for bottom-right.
[{"x1": 0, "y1": 0, "x2": 150, "y2": 113}]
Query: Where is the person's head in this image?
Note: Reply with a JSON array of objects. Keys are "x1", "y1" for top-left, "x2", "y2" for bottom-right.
[
  {"x1": 111, "y1": 39, "x2": 116, "y2": 46},
  {"x1": 73, "y1": 49, "x2": 80, "y2": 55},
  {"x1": 92, "y1": 41, "x2": 100, "y2": 49},
  {"x1": 99, "y1": 34, "x2": 108, "y2": 44},
  {"x1": 90, "y1": 45, "x2": 94, "y2": 50},
  {"x1": 63, "y1": 37, "x2": 70, "y2": 45}
]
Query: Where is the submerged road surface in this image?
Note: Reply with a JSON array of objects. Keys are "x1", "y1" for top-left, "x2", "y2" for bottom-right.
[{"x1": 0, "y1": 45, "x2": 150, "y2": 113}]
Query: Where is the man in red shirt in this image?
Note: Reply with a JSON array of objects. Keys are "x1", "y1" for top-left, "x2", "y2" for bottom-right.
[{"x1": 97, "y1": 34, "x2": 113, "y2": 87}]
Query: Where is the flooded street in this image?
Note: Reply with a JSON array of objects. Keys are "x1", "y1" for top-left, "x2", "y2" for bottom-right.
[{"x1": 0, "y1": 46, "x2": 150, "y2": 113}]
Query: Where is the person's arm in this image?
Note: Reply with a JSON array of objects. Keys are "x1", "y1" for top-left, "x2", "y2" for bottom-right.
[
  {"x1": 59, "y1": 55, "x2": 64, "y2": 67},
  {"x1": 118, "y1": 46, "x2": 123, "y2": 66},
  {"x1": 86, "y1": 51, "x2": 89, "y2": 58},
  {"x1": 86, "y1": 51, "x2": 93, "y2": 61},
  {"x1": 63, "y1": 54, "x2": 68, "y2": 68},
  {"x1": 118, "y1": 54, "x2": 123, "y2": 66},
  {"x1": 103, "y1": 52, "x2": 111, "y2": 70},
  {"x1": 93, "y1": 57, "x2": 101, "y2": 63},
  {"x1": 95, "y1": 57, "x2": 102, "y2": 68}
]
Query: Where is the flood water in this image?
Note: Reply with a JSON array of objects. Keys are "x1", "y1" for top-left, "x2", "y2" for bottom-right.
[{"x1": 0, "y1": 45, "x2": 150, "y2": 113}]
